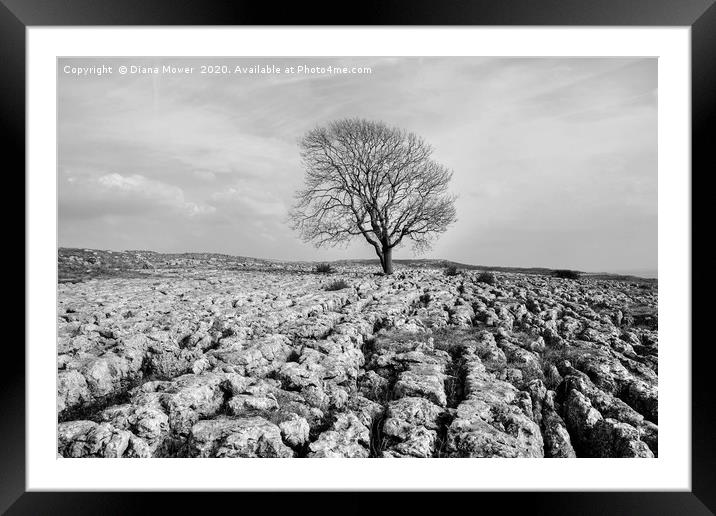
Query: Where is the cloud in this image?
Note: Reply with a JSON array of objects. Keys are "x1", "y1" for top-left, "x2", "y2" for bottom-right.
[
  {"x1": 60, "y1": 172, "x2": 215, "y2": 219},
  {"x1": 193, "y1": 170, "x2": 217, "y2": 181},
  {"x1": 210, "y1": 186, "x2": 286, "y2": 218}
]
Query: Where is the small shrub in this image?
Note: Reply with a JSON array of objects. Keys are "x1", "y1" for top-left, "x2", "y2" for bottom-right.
[
  {"x1": 325, "y1": 279, "x2": 350, "y2": 291},
  {"x1": 553, "y1": 269, "x2": 580, "y2": 280},
  {"x1": 419, "y1": 292, "x2": 432, "y2": 306},
  {"x1": 476, "y1": 271, "x2": 496, "y2": 285},
  {"x1": 314, "y1": 263, "x2": 333, "y2": 274},
  {"x1": 444, "y1": 265, "x2": 459, "y2": 276}
]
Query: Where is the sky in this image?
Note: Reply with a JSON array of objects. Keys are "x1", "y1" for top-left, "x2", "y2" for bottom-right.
[{"x1": 58, "y1": 57, "x2": 657, "y2": 276}]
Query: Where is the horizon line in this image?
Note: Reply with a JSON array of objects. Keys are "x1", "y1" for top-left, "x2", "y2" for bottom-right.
[{"x1": 57, "y1": 245, "x2": 658, "y2": 279}]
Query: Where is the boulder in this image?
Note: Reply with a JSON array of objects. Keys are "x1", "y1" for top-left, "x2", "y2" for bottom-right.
[{"x1": 188, "y1": 417, "x2": 293, "y2": 458}]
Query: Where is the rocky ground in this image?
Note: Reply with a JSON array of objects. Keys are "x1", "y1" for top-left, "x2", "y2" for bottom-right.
[{"x1": 57, "y1": 249, "x2": 658, "y2": 458}]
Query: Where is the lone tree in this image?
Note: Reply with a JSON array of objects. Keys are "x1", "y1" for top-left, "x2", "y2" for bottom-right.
[{"x1": 290, "y1": 118, "x2": 457, "y2": 274}]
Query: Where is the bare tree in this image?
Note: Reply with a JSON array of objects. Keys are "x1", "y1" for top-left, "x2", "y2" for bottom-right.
[{"x1": 290, "y1": 118, "x2": 457, "y2": 274}]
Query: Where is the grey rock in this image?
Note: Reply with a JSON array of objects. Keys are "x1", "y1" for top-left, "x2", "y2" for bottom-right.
[
  {"x1": 189, "y1": 417, "x2": 293, "y2": 458},
  {"x1": 308, "y1": 413, "x2": 371, "y2": 458},
  {"x1": 279, "y1": 414, "x2": 310, "y2": 448}
]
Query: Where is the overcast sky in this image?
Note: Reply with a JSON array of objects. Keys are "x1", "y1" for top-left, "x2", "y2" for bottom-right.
[{"x1": 58, "y1": 57, "x2": 657, "y2": 275}]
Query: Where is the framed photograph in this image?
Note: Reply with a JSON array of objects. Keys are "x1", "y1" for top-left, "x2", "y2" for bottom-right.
[{"x1": 8, "y1": 0, "x2": 713, "y2": 513}]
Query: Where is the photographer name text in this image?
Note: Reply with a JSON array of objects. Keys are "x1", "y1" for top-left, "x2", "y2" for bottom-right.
[{"x1": 62, "y1": 64, "x2": 372, "y2": 77}]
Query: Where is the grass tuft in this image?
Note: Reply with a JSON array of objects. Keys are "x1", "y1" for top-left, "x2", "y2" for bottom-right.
[
  {"x1": 476, "y1": 271, "x2": 496, "y2": 285},
  {"x1": 553, "y1": 269, "x2": 580, "y2": 280},
  {"x1": 325, "y1": 279, "x2": 350, "y2": 291},
  {"x1": 314, "y1": 263, "x2": 334, "y2": 273},
  {"x1": 443, "y1": 265, "x2": 459, "y2": 277}
]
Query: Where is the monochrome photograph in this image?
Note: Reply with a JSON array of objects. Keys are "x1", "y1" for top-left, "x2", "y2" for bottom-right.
[{"x1": 56, "y1": 56, "x2": 658, "y2": 459}]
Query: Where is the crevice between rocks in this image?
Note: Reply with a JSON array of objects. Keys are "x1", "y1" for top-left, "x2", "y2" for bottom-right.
[
  {"x1": 433, "y1": 342, "x2": 467, "y2": 457},
  {"x1": 368, "y1": 410, "x2": 387, "y2": 458},
  {"x1": 58, "y1": 387, "x2": 135, "y2": 424}
]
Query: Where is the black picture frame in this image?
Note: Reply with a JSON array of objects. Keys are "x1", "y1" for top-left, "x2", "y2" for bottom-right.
[{"x1": 5, "y1": 0, "x2": 714, "y2": 513}]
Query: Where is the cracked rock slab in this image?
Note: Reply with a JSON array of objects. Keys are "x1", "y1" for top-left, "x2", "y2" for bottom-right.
[
  {"x1": 188, "y1": 416, "x2": 293, "y2": 458},
  {"x1": 57, "y1": 253, "x2": 658, "y2": 459}
]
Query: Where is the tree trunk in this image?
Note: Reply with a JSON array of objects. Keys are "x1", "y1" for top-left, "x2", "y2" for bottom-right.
[{"x1": 382, "y1": 247, "x2": 393, "y2": 275}]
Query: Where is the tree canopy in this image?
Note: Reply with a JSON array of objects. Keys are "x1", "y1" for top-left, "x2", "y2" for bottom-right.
[{"x1": 290, "y1": 118, "x2": 457, "y2": 274}]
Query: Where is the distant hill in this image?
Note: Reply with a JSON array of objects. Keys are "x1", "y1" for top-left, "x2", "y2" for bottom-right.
[
  {"x1": 334, "y1": 258, "x2": 656, "y2": 283},
  {"x1": 57, "y1": 247, "x2": 656, "y2": 284}
]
